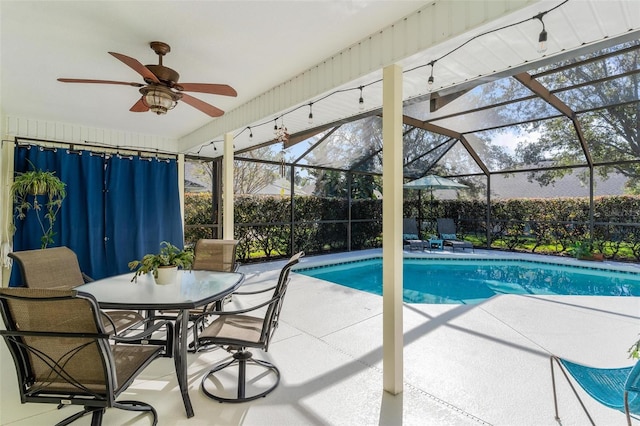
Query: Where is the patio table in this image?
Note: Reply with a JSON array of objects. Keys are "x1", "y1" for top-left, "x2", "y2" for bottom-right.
[{"x1": 76, "y1": 269, "x2": 245, "y2": 418}]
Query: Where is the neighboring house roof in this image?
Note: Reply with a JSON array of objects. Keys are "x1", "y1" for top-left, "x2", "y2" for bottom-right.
[
  {"x1": 185, "y1": 179, "x2": 208, "y2": 193},
  {"x1": 251, "y1": 178, "x2": 312, "y2": 196},
  {"x1": 491, "y1": 171, "x2": 628, "y2": 199}
]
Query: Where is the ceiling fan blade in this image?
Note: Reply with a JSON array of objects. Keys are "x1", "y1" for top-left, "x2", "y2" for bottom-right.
[
  {"x1": 108, "y1": 52, "x2": 160, "y2": 83},
  {"x1": 58, "y1": 78, "x2": 144, "y2": 87},
  {"x1": 130, "y1": 97, "x2": 149, "y2": 112},
  {"x1": 180, "y1": 93, "x2": 224, "y2": 117},
  {"x1": 177, "y1": 83, "x2": 237, "y2": 97}
]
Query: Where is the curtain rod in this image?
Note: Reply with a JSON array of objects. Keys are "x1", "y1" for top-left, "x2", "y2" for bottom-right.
[{"x1": 7, "y1": 137, "x2": 179, "y2": 159}]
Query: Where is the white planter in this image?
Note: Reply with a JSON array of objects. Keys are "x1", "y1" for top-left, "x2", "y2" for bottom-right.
[{"x1": 155, "y1": 266, "x2": 178, "y2": 285}]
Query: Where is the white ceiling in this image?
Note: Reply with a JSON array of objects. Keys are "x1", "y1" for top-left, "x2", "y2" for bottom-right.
[{"x1": 2, "y1": 0, "x2": 639, "y2": 157}]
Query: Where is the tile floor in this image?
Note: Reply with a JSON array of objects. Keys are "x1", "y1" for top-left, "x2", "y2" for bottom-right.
[{"x1": 1, "y1": 248, "x2": 639, "y2": 425}]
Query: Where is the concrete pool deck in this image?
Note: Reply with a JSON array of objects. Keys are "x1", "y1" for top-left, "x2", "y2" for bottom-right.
[{"x1": 1, "y1": 248, "x2": 639, "y2": 425}]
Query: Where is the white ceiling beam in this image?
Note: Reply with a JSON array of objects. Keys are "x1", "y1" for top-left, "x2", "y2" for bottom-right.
[{"x1": 178, "y1": 0, "x2": 541, "y2": 152}]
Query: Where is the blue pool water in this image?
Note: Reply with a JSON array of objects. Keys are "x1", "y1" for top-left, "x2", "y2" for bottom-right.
[{"x1": 296, "y1": 258, "x2": 640, "y2": 304}]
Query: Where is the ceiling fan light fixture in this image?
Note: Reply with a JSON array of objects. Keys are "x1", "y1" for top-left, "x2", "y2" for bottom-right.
[{"x1": 140, "y1": 86, "x2": 179, "y2": 115}]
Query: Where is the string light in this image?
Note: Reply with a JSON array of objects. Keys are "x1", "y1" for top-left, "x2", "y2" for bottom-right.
[
  {"x1": 191, "y1": 0, "x2": 568, "y2": 155},
  {"x1": 428, "y1": 61, "x2": 435, "y2": 86},
  {"x1": 535, "y1": 12, "x2": 548, "y2": 54}
]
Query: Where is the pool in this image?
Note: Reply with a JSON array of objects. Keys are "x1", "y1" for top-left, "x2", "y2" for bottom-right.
[{"x1": 296, "y1": 258, "x2": 640, "y2": 304}]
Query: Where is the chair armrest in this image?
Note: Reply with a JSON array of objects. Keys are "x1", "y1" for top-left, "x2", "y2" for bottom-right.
[
  {"x1": 234, "y1": 285, "x2": 276, "y2": 296},
  {"x1": 203, "y1": 295, "x2": 279, "y2": 317},
  {"x1": 111, "y1": 318, "x2": 172, "y2": 343}
]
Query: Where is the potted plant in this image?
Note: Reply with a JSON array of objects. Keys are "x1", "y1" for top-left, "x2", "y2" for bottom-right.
[
  {"x1": 568, "y1": 240, "x2": 603, "y2": 261},
  {"x1": 128, "y1": 241, "x2": 194, "y2": 284},
  {"x1": 12, "y1": 161, "x2": 66, "y2": 249}
]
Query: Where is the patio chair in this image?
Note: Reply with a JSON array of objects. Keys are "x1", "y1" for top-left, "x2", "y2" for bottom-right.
[
  {"x1": 436, "y1": 218, "x2": 474, "y2": 252},
  {"x1": 403, "y1": 218, "x2": 428, "y2": 251},
  {"x1": 8, "y1": 247, "x2": 145, "y2": 335},
  {"x1": 550, "y1": 355, "x2": 640, "y2": 425},
  {"x1": 192, "y1": 239, "x2": 239, "y2": 272},
  {"x1": 161, "y1": 239, "x2": 240, "y2": 352},
  {"x1": 198, "y1": 252, "x2": 304, "y2": 402},
  {"x1": 0, "y1": 287, "x2": 173, "y2": 426}
]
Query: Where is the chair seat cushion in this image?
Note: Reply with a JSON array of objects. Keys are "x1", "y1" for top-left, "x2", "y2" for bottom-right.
[
  {"x1": 440, "y1": 233, "x2": 457, "y2": 240},
  {"x1": 199, "y1": 315, "x2": 264, "y2": 346},
  {"x1": 402, "y1": 233, "x2": 419, "y2": 241}
]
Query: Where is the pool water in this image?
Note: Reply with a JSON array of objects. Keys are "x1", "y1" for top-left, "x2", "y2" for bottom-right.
[{"x1": 296, "y1": 258, "x2": 640, "y2": 304}]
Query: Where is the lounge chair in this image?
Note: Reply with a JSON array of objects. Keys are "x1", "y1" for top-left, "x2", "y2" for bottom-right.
[
  {"x1": 403, "y1": 218, "x2": 427, "y2": 251},
  {"x1": 550, "y1": 355, "x2": 640, "y2": 425},
  {"x1": 436, "y1": 218, "x2": 474, "y2": 252}
]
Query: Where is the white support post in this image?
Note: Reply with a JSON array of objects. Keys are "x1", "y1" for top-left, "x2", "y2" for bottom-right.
[
  {"x1": 382, "y1": 63, "x2": 403, "y2": 394},
  {"x1": 177, "y1": 153, "x2": 185, "y2": 227},
  {"x1": 223, "y1": 133, "x2": 234, "y2": 240}
]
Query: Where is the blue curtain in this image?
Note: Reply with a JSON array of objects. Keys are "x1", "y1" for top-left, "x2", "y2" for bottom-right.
[
  {"x1": 105, "y1": 155, "x2": 184, "y2": 276},
  {"x1": 11, "y1": 145, "x2": 183, "y2": 285}
]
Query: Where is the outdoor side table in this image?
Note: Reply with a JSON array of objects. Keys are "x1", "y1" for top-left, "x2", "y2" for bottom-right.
[{"x1": 428, "y1": 238, "x2": 443, "y2": 250}]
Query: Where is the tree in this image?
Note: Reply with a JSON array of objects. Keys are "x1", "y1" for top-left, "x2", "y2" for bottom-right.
[
  {"x1": 187, "y1": 147, "x2": 282, "y2": 195},
  {"x1": 511, "y1": 41, "x2": 640, "y2": 193},
  {"x1": 307, "y1": 117, "x2": 383, "y2": 198},
  {"x1": 233, "y1": 147, "x2": 280, "y2": 194}
]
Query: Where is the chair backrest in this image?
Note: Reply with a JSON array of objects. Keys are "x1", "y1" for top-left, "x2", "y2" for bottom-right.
[
  {"x1": 437, "y1": 218, "x2": 457, "y2": 236},
  {"x1": 192, "y1": 239, "x2": 239, "y2": 272},
  {"x1": 260, "y1": 252, "x2": 304, "y2": 350},
  {"x1": 403, "y1": 218, "x2": 419, "y2": 236},
  {"x1": 8, "y1": 246, "x2": 86, "y2": 289},
  {"x1": 0, "y1": 288, "x2": 117, "y2": 405}
]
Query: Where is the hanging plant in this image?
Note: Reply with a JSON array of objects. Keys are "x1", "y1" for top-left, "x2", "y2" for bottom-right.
[{"x1": 12, "y1": 160, "x2": 66, "y2": 249}]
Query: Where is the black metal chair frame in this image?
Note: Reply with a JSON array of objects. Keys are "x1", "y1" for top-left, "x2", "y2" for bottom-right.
[
  {"x1": 198, "y1": 252, "x2": 303, "y2": 403},
  {"x1": 188, "y1": 239, "x2": 240, "y2": 352},
  {"x1": 9, "y1": 247, "x2": 147, "y2": 336},
  {"x1": 0, "y1": 288, "x2": 173, "y2": 425}
]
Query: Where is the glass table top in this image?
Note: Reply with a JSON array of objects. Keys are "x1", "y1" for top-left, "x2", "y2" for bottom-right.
[{"x1": 76, "y1": 270, "x2": 245, "y2": 309}]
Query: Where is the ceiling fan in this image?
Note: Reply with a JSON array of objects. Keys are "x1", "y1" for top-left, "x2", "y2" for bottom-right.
[{"x1": 58, "y1": 41, "x2": 237, "y2": 117}]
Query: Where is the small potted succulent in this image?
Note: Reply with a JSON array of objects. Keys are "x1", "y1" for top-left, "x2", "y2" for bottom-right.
[{"x1": 128, "y1": 241, "x2": 194, "y2": 284}]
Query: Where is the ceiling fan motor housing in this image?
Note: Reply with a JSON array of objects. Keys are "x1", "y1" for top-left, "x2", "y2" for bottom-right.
[{"x1": 145, "y1": 64, "x2": 180, "y2": 86}]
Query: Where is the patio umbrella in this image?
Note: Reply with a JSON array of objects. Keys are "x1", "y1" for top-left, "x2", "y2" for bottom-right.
[{"x1": 403, "y1": 175, "x2": 468, "y2": 231}]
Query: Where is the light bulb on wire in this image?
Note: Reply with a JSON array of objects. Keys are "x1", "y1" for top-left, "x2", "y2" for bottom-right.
[
  {"x1": 428, "y1": 61, "x2": 435, "y2": 87},
  {"x1": 358, "y1": 86, "x2": 365, "y2": 111},
  {"x1": 308, "y1": 103, "x2": 314, "y2": 124},
  {"x1": 535, "y1": 13, "x2": 548, "y2": 54}
]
